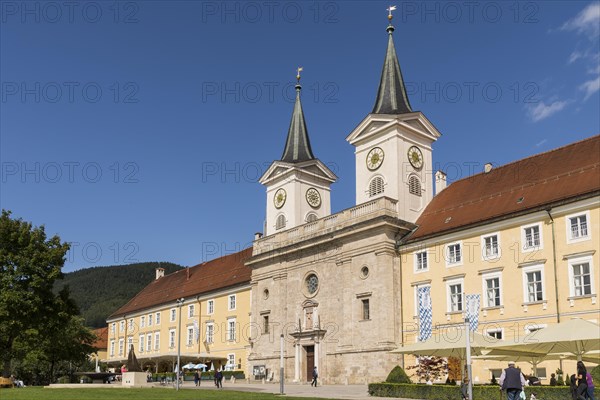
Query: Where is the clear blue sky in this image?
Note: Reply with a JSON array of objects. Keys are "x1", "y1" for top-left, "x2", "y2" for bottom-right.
[{"x1": 1, "y1": 1, "x2": 598, "y2": 272}]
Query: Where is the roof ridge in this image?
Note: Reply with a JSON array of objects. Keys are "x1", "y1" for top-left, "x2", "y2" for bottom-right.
[
  {"x1": 424, "y1": 162, "x2": 599, "y2": 217},
  {"x1": 446, "y1": 134, "x2": 600, "y2": 187}
]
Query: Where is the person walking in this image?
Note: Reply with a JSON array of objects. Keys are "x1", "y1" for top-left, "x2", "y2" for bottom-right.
[
  {"x1": 576, "y1": 361, "x2": 589, "y2": 400},
  {"x1": 586, "y1": 369, "x2": 596, "y2": 400},
  {"x1": 193, "y1": 371, "x2": 200, "y2": 387},
  {"x1": 311, "y1": 366, "x2": 318, "y2": 387},
  {"x1": 216, "y1": 370, "x2": 223, "y2": 388},
  {"x1": 498, "y1": 362, "x2": 527, "y2": 400},
  {"x1": 460, "y1": 377, "x2": 469, "y2": 400}
]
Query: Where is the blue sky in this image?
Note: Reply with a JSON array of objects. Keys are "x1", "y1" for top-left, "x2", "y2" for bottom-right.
[{"x1": 1, "y1": 1, "x2": 599, "y2": 272}]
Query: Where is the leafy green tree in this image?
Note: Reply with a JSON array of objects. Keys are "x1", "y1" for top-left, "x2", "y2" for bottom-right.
[{"x1": 0, "y1": 210, "x2": 72, "y2": 377}]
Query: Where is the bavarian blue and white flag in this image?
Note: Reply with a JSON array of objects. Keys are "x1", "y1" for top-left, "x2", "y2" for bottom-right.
[
  {"x1": 465, "y1": 294, "x2": 480, "y2": 331},
  {"x1": 418, "y1": 286, "x2": 432, "y2": 341}
]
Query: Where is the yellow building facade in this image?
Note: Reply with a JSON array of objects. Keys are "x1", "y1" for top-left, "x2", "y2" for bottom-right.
[
  {"x1": 398, "y1": 137, "x2": 599, "y2": 383},
  {"x1": 105, "y1": 248, "x2": 253, "y2": 374}
]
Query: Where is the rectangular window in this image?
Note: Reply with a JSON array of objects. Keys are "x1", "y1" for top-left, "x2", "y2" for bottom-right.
[
  {"x1": 362, "y1": 298, "x2": 370, "y2": 320},
  {"x1": 536, "y1": 368, "x2": 547, "y2": 379},
  {"x1": 169, "y1": 329, "x2": 176, "y2": 348},
  {"x1": 413, "y1": 283, "x2": 432, "y2": 316},
  {"x1": 111, "y1": 323, "x2": 116, "y2": 334},
  {"x1": 415, "y1": 251, "x2": 428, "y2": 271},
  {"x1": 170, "y1": 308, "x2": 176, "y2": 322},
  {"x1": 447, "y1": 243, "x2": 462, "y2": 265},
  {"x1": 188, "y1": 304, "x2": 195, "y2": 318},
  {"x1": 128, "y1": 319, "x2": 133, "y2": 330},
  {"x1": 447, "y1": 281, "x2": 463, "y2": 312},
  {"x1": 227, "y1": 319, "x2": 236, "y2": 341},
  {"x1": 154, "y1": 332, "x2": 160, "y2": 351},
  {"x1": 148, "y1": 314, "x2": 153, "y2": 327},
  {"x1": 187, "y1": 327, "x2": 194, "y2": 346},
  {"x1": 490, "y1": 369, "x2": 503, "y2": 380},
  {"x1": 523, "y1": 225, "x2": 541, "y2": 249},
  {"x1": 228, "y1": 354, "x2": 235, "y2": 368},
  {"x1": 484, "y1": 276, "x2": 501, "y2": 307},
  {"x1": 118, "y1": 339, "x2": 124, "y2": 356},
  {"x1": 119, "y1": 321, "x2": 125, "y2": 332},
  {"x1": 155, "y1": 312, "x2": 161, "y2": 325},
  {"x1": 146, "y1": 333, "x2": 152, "y2": 352},
  {"x1": 127, "y1": 336, "x2": 133, "y2": 355},
  {"x1": 229, "y1": 295, "x2": 236, "y2": 310},
  {"x1": 140, "y1": 316, "x2": 145, "y2": 328},
  {"x1": 109, "y1": 340, "x2": 115, "y2": 357},
  {"x1": 207, "y1": 300, "x2": 214, "y2": 314},
  {"x1": 486, "y1": 329, "x2": 503, "y2": 340},
  {"x1": 526, "y1": 271, "x2": 543, "y2": 302},
  {"x1": 263, "y1": 315, "x2": 269, "y2": 334},
  {"x1": 573, "y1": 262, "x2": 592, "y2": 296},
  {"x1": 570, "y1": 214, "x2": 588, "y2": 239},
  {"x1": 206, "y1": 324, "x2": 214, "y2": 344},
  {"x1": 139, "y1": 334, "x2": 145, "y2": 353},
  {"x1": 483, "y1": 234, "x2": 499, "y2": 258}
]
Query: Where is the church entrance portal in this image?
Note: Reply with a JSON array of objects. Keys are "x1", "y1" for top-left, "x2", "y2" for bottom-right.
[{"x1": 305, "y1": 345, "x2": 314, "y2": 382}]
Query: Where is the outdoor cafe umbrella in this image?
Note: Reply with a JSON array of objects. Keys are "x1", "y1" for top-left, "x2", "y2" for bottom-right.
[
  {"x1": 486, "y1": 318, "x2": 600, "y2": 362},
  {"x1": 391, "y1": 326, "x2": 505, "y2": 359},
  {"x1": 473, "y1": 351, "x2": 600, "y2": 377},
  {"x1": 194, "y1": 363, "x2": 208, "y2": 370},
  {"x1": 182, "y1": 362, "x2": 197, "y2": 370}
]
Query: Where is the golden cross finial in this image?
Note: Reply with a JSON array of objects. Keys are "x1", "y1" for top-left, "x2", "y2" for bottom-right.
[
  {"x1": 296, "y1": 67, "x2": 303, "y2": 83},
  {"x1": 387, "y1": 5, "x2": 397, "y2": 21}
]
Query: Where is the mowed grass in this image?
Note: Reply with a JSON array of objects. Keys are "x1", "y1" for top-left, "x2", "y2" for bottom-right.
[{"x1": 0, "y1": 387, "x2": 328, "y2": 400}]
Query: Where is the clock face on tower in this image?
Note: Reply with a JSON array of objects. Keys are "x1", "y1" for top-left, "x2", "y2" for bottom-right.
[
  {"x1": 306, "y1": 188, "x2": 321, "y2": 208},
  {"x1": 407, "y1": 146, "x2": 424, "y2": 170},
  {"x1": 366, "y1": 147, "x2": 384, "y2": 171},
  {"x1": 273, "y1": 188, "x2": 287, "y2": 209}
]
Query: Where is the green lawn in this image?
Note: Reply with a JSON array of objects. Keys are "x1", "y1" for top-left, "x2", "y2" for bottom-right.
[{"x1": 0, "y1": 387, "x2": 325, "y2": 400}]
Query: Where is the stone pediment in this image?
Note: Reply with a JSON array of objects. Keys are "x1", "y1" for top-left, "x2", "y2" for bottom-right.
[
  {"x1": 346, "y1": 112, "x2": 441, "y2": 146},
  {"x1": 259, "y1": 159, "x2": 337, "y2": 186}
]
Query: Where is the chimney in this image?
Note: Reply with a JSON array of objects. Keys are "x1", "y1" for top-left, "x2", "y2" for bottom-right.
[
  {"x1": 155, "y1": 267, "x2": 165, "y2": 280},
  {"x1": 254, "y1": 232, "x2": 263, "y2": 241},
  {"x1": 484, "y1": 163, "x2": 493, "y2": 173},
  {"x1": 435, "y1": 170, "x2": 447, "y2": 194},
  {"x1": 186, "y1": 268, "x2": 190, "y2": 280}
]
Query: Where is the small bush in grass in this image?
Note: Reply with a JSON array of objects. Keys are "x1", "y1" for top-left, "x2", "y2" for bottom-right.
[{"x1": 386, "y1": 365, "x2": 411, "y2": 384}]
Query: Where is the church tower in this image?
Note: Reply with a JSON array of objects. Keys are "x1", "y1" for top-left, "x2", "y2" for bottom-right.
[
  {"x1": 260, "y1": 70, "x2": 337, "y2": 236},
  {"x1": 346, "y1": 10, "x2": 441, "y2": 223}
]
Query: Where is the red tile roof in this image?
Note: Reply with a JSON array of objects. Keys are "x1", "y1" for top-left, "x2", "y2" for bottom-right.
[
  {"x1": 92, "y1": 327, "x2": 108, "y2": 350},
  {"x1": 108, "y1": 248, "x2": 253, "y2": 319},
  {"x1": 410, "y1": 135, "x2": 600, "y2": 241}
]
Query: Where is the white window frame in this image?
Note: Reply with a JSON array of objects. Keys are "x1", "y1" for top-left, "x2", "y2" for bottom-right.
[
  {"x1": 206, "y1": 323, "x2": 214, "y2": 344},
  {"x1": 169, "y1": 329, "x2": 176, "y2": 349},
  {"x1": 109, "y1": 340, "x2": 115, "y2": 357},
  {"x1": 522, "y1": 264, "x2": 546, "y2": 303},
  {"x1": 186, "y1": 326, "x2": 194, "y2": 346},
  {"x1": 155, "y1": 312, "x2": 161, "y2": 325},
  {"x1": 484, "y1": 327, "x2": 504, "y2": 340},
  {"x1": 188, "y1": 304, "x2": 195, "y2": 318},
  {"x1": 207, "y1": 299, "x2": 214, "y2": 315},
  {"x1": 228, "y1": 294, "x2": 237, "y2": 311},
  {"x1": 227, "y1": 353, "x2": 235, "y2": 368},
  {"x1": 482, "y1": 271, "x2": 503, "y2": 308},
  {"x1": 170, "y1": 308, "x2": 176, "y2": 322},
  {"x1": 118, "y1": 338, "x2": 124, "y2": 356},
  {"x1": 567, "y1": 255, "x2": 595, "y2": 297},
  {"x1": 119, "y1": 321, "x2": 125, "y2": 332},
  {"x1": 148, "y1": 313, "x2": 153, "y2": 327},
  {"x1": 140, "y1": 315, "x2": 145, "y2": 328},
  {"x1": 227, "y1": 318, "x2": 237, "y2": 341},
  {"x1": 481, "y1": 232, "x2": 501, "y2": 261},
  {"x1": 521, "y1": 222, "x2": 543, "y2": 252},
  {"x1": 111, "y1": 323, "x2": 116, "y2": 334},
  {"x1": 446, "y1": 278, "x2": 464, "y2": 313},
  {"x1": 413, "y1": 283, "x2": 431, "y2": 316},
  {"x1": 128, "y1": 319, "x2": 133, "y2": 331},
  {"x1": 414, "y1": 250, "x2": 429, "y2": 273},
  {"x1": 139, "y1": 334, "x2": 145, "y2": 353},
  {"x1": 127, "y1": 336, "x2": 133, "y2": 355},
  {"x1": 445, "y1": 241, "x2": 463, "y2": 267},
  {"x1": 154, "y1": 332, "x2": 160, "y2": 351},
  {"x1": 146, "y1": 333, "x2": 152, "y2": 352},
  {"x1": 566, "y1": 210, "x2": 591, "y2": 244}
]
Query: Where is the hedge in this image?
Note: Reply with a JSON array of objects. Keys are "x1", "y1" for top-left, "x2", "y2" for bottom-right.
[
  {"x1": 368, "y1": 382, "x2": 599, "y2": 400},
  {"x1": 151, "y1": 370, "x2": 245, "y2": 382}
]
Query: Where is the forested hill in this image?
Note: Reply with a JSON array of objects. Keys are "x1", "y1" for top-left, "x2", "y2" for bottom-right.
[{"x1": 55, "y1": 262, "x2": 184, "y2": 328}]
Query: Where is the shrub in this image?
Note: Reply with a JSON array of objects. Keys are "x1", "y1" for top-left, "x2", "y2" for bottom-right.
[
  {"x1": 368, "y1": 382, "x2": 596, "y2": 400},
  {"x1": 591, "y1": 365, "x2": 600, "y2": 385},
  {"x1": 386, "y1": 365, "x2": 411, "y2": 384}
]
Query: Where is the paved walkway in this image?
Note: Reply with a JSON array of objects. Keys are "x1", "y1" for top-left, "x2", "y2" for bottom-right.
[{"x1": 183, "y1": 381, "x2": 415, "y2": 400}]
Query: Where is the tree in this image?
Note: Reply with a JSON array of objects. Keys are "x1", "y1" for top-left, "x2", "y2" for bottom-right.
[
  {"x1": 0, "y1": 210, "x2": 76, "y2": 379},
  {"x1": 407, "y1": 356, "x2": 448, "y2": 383},
  {"x1": 386, "y1": 365, "x2": 411, "y2": 383}
]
